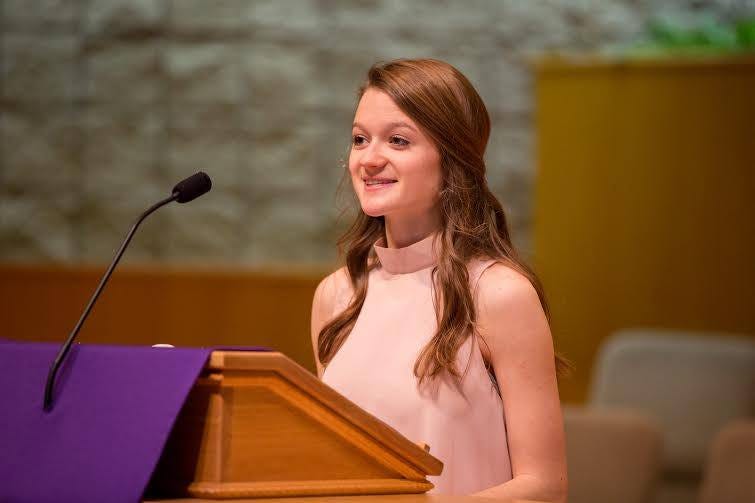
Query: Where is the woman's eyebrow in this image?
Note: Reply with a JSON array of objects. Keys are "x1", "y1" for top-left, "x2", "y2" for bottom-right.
[{"x1": 352, "y1": 121, "x2": 418, "y2": 133}]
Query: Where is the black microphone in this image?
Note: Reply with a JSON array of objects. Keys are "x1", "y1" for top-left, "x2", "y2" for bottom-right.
[
  {"x1": 172, "y1": 171, "x2": 212, "y2": 203},
  {"x1": 42, "y1": 172, "x2": 213, "y2": 411}
]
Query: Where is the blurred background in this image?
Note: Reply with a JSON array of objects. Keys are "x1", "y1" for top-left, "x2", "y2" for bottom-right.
[{"x1": 1, "y1": 1, "x2": 754, "y2": 503}]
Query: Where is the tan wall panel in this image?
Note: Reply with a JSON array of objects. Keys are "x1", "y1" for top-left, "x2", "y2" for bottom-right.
[
  {"x1": 0, "y1": 264, "x2": 327, "y2": 374},
  {"x1": 533, "y1": 56, "x2": 755, "y2": 403}
]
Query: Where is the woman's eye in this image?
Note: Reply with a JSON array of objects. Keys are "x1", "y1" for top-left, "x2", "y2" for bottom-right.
[
  {"x1": 390, "y1": 136, "x2": 409, "y2": 146},
  {"x1": 352, "y1": 135, "x2": 367, "y2": 147}
]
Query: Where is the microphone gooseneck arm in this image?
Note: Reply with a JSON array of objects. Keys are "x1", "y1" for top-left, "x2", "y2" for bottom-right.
[{"x1": 43, "y1": 193, "x2": 179, "y2": 411}]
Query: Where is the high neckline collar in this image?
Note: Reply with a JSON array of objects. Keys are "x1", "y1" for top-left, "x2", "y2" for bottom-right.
[{"x1": 373, "y1": 232, "x2": 440, "y2": 274}]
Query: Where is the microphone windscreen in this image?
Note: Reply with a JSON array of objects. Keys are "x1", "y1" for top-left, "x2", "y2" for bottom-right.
[{"x1": 172, "y1": 172, "x2": 212, "y2": 203}]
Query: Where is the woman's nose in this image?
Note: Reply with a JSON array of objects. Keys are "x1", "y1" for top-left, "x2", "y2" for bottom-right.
[{"x1": 360, "y1": 143, "x2": 387, "y2": 169}]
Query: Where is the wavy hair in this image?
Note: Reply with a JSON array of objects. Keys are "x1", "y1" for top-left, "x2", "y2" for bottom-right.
[{"x1": 318, "y1": 58, "x2": 569, "y2": 385}]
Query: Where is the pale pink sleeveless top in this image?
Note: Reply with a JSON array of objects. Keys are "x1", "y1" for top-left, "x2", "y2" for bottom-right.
[{"x1": 322, "y1": 232, "x2": 513, "y2": 495}]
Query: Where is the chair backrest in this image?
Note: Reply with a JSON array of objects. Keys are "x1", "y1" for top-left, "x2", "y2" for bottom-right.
[
  {"x1": 699, "y1": 420, "x2": 755, "y2": 503},
  {"x1": 588, "y1": 329, "x2": 755, "y2": 475},
  {"x1": 564, "y1": 406, "x2": 663, "y2": 503}
]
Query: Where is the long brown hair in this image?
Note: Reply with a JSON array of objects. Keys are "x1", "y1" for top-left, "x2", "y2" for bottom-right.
[{"x1": 318, "y1": 58, "x2": 569, "y2": 385}]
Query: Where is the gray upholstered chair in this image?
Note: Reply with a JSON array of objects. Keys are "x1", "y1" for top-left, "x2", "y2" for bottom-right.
[
  {"x1": 564, "y1": 406, "x2": 663, "y2": 503},
  {"x1": 698, "y1": 419, "x2": 755, "y2": 503},
  {"x1": 588, "y1": 330, "x2": 755, "y2": 503}
]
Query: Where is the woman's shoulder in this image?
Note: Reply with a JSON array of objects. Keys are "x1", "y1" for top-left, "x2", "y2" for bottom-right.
[
  {"x1": 313, "y1": 266, "x2": 353, "y2": 317},
  {"x1": 466, "y1": 258, "x2": 544, "y2": 363},
  {"x1": 472, "y1": 260, "x2": 548, "y2": 362},
  {"x1": 311, "y1": 266, "x2": 353, "y2": 375},
  {"x1": 471, "y1": 258, "x2": 540, "y2": 311},
  {"x1": 320, "y1": 265, "x2": 352, "y2": 294}
]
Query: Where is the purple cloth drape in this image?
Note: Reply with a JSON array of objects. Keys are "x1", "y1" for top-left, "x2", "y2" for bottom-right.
[{"x1": 0, "y1": 342, "x2": 213, "y2": 503}]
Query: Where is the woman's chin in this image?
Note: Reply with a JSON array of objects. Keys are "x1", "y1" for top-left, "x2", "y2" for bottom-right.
[{"x1": 361, "y1": 206, "x2": 387, "y2": 218}]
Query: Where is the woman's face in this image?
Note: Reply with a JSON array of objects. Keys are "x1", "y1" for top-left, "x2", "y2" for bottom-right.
[{"x1": 349, "y1": 88, "x2": 442, "y2": 220}]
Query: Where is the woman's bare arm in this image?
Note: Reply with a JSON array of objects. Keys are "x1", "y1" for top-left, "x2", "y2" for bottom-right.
[
  {"x1": 471, "y1": 264, "x2": 568, "y2": 503},
  {"x1": 310, "y1": 275, "x2": 333, "y2": 379},
  {"x1": 310, "y1": 268, "x2": 349, "y2": 379}
]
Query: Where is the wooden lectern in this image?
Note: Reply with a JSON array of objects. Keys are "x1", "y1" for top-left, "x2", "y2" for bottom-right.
[{"x1": 148, "y1": 351, "x2": 443, "y2": 499}]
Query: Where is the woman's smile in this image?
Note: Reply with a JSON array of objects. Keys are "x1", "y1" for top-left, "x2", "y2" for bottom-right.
[{"x1": 364, "y1": 177, "x2": 398, "y2": 191}]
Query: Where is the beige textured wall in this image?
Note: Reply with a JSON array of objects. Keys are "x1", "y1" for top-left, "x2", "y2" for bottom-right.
[{"x1": 1, "y1": 0, "x2": 752, "y2": 266}]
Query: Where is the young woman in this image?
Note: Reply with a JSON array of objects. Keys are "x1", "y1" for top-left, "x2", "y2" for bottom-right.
[{"x1": 310, "y1": 58, "x2": 568, "y2": 502}]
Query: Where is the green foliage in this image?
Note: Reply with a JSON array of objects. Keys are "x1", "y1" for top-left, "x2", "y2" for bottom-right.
[{"x1": 627, "y1": 15, "x2": 755, "y2": 56}]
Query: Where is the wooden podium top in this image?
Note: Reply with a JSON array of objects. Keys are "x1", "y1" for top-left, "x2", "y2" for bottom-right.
[
  {"x1": 149, "y1": 496, "x2": 546, "y2": 502},
  {"x1": 205, "y1": 350, "x2": 442, "y2": 474}
]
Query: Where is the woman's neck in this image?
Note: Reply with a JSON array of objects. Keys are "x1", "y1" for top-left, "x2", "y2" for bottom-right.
[{"x1": 384, "y1": 211, "x2": 441, "y2": 249}]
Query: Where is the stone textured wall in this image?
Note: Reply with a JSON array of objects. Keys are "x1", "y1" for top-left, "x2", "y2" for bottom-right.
[{"x1": 1, "y1": 0, "x2": 751, "y2": 266}]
